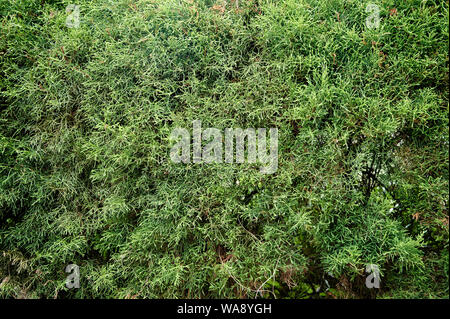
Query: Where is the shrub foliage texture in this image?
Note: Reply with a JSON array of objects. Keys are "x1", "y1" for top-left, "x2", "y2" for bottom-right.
[{"x1": 0, "y1": 0, "x2": 448, "y2": 298}]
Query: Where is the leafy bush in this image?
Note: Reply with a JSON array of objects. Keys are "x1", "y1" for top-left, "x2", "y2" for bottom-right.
[{"x1": 0, "y1": 0, "x2": 448, "y2": 298}]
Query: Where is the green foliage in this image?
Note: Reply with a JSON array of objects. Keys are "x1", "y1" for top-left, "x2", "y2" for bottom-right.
[{"x1": 0, "y1": 0, "x2": 448, "y2": 298}]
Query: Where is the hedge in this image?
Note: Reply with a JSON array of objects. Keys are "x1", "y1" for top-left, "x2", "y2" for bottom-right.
[{"x1": 0, "y1": 0, "x2": 448, "y2": 298}]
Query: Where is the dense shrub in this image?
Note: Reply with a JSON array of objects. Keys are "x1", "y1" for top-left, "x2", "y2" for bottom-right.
[{"x1": 0, "y1": 0, "x2": 448, "y2": 298}]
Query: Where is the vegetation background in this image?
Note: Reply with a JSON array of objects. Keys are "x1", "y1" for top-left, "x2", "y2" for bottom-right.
[{"x1": 0, "y1": 0, "x2": 448, "y2": 299}]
